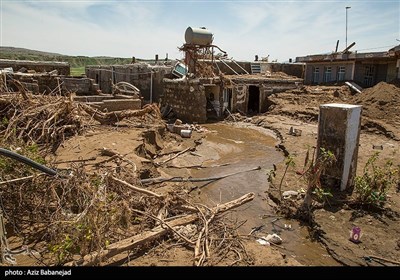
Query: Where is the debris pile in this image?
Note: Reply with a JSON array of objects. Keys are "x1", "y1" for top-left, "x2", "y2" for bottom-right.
[
  {"x1": 353, "y1": 81, "x2": 400, "y2": 125},
  {"x1": 0, "y1": 81, "x2": 81, "y2": 151},
  {"x1": 0, "y1": 153, "x2": 255, "y2": 266},
  {"x1": 166, "y1": 119, "x2": 208, "y2": 138},
  {"x1": 79, "y1": 103, "x2": 162, "y2": 126}
]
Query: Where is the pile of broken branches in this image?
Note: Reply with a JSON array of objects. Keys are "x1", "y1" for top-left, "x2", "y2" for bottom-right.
[
  {"x1": 0, "y1": 81, "x2": 82, "y2": 151},
  {"x1": 0, "y1": 148, "x2": 255, "y2": 266},
  {"x1": 79, "y1": 103, "x2": 162, "y2": 126}
]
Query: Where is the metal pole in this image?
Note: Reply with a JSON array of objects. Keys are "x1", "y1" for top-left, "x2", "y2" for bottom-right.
[
  {"x1": 150, "y1": 71, "x2": 153, "y2": 104},
  {"x1": 346, "y1": 6, "x2": 351, "y2": 49}
]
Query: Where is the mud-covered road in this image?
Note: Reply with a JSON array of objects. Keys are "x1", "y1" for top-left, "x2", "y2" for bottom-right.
[{"x1": 165, "y1": 122, "x2": 338, "y2": 265}]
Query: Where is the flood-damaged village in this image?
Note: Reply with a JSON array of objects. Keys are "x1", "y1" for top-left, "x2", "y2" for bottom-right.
[{"x1": 0, "y1": 25, "x2": 400, "y2": 267}]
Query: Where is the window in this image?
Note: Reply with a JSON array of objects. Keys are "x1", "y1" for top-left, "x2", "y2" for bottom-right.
[
  {"x1": 313, "y1": 67, "x2": 320, "y2": 84},
  {"x1": 337, "y1": 66, "x2": 346, "y2": 81},
  {"x1": 364, "y1": 65, "x2": 375, "y2": 87},
  {"x1": 324, "y1": 66, "x2": 332, "y2": 82}
]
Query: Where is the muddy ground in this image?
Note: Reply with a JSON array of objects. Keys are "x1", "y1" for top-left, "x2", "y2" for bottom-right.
[
  {"x1": 2, "y1": 81, "x2": 400, "y2": 267},
  {"x1": 248, "y1": 82, "x2": 400, "y2": 266},
  {"x1": 55, "y1": 82, "x2": 400, "y2": 266}
]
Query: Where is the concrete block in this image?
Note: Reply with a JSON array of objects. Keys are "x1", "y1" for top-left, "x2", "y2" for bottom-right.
[
  {"x1": 317, "y1": 103, "x2": 362, "y2": 191},
  {"x1": 73, "y1": 95, "x2": 115, "y2": 102},
  {"x1": 99, "y1": 99, "x2": 142, "y2": 112}
]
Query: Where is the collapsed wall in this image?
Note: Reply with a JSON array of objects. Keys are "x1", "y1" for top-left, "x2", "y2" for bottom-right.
[
  {"x1": 162, "y1": 78, "x2": 207, "y2": 123},
  {"x1": 85, "y1": 63, "x2": 173, "y2": 102},
  {"x1": 5, "y1": 72, "x2": 99, "y2": 95},
  {"x1": 0, "y1": 59, "x2": 70, "y2": 75}
]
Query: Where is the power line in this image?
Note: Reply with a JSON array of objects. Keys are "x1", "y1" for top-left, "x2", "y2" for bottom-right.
[{"x1": 355, "y1": 44, "x2": 396, "y2": 52}]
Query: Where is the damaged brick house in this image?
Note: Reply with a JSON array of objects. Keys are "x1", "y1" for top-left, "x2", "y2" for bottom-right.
[
  {"x1": 296, "y1": 44, "x2": 400, "y2": 87},
  {"x1": 0, "y1": 59, "x2": 99, "y2": 95},
  {"x1": 85, "y1": 62, "x2": 173, "y2": 103},
  {"x1": 0, "y1": 59, "x2": 144, "y2": 112},
  {"x1": 161, "y1": 27, "x2": 303, "y2": 123}
]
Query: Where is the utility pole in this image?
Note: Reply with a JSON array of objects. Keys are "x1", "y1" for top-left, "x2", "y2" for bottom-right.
[{"x1": 346, "y1": 6, "x2": 351, "y2": 49}]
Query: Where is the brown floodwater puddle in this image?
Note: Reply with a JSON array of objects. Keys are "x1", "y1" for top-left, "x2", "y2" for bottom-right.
[{"x1": 188, "y1": 122, "x2": 338, "y2": 266}]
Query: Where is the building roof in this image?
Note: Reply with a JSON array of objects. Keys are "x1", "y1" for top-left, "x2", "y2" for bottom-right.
[
  {"x1": 296, "y1": 45, "x2": 399, "y2": 63},
  {"x1": 295, "y1": 51, "x2": 395, "y2": 63}
]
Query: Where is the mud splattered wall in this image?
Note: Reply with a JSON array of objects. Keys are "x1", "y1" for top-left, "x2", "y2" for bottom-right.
[
  {"x1": 162, "y1": 78, "x2": 207, "y2": 123},
  {"x1": 232, "y1": 85, "x2": 248, "y2": 113}
]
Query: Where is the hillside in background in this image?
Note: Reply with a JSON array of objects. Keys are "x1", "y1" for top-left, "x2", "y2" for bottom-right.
[{"x1": 0, "y1": 47, "x2": 136, "y2": 67}]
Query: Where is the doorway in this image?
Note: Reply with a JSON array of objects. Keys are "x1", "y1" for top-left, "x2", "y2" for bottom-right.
[{"x1": 247, "y1": 85, "x2": 260, "y2": 114}]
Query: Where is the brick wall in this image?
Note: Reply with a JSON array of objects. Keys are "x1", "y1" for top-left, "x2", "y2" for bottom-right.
[{"x1": 62, "y1": 77, "x2": 93, "y2": 95}]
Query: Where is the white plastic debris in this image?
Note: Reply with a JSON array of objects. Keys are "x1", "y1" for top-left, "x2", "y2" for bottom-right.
[
  {"x1": 265, "y1": 234, "x2": 283, "y2": 245},
  {"x1": 256, "y1": 238, "x2": 270, "y2": 246},
  {"x1": 283, "y1": 190, "x2": 299, "y2": 199}
]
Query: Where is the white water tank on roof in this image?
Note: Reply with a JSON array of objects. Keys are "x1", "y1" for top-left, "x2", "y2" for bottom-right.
[{"x1": 184, "y1": 27, "x2": 213, "y2": 46}]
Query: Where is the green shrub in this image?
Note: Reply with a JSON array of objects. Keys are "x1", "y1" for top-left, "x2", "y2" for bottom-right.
[{"x1": 355, "y1": 152, "x2": 399, "y2": 207}]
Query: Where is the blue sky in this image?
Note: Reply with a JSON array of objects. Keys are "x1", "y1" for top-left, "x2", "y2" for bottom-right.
[{"x1": 1, "y1": 0, "x2": 399, "y2": 62}]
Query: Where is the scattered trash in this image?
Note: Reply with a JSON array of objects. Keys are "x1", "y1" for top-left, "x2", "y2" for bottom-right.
[
  {"x1": 167, "y1": 124, "x2": 174, "y2": 132},
  {"x1": 372, "y1": 144, "x2": 383, "y2": 150},
  {"x1": 256, "y1": 238, "x2": 270, "y2": 246},
  {"x1": 349, "y1": 226, "x2": 362, "y2": 243},
  {"x1": 249, "y1": 225, "x2": 264, "y2": 235},
  {"x1": 363, "y1": 255, "x2": 400, "y2": 266},
  {"x1": 329, "y1": 215, "x2": 336, "y2": 221},
  {"x1": 284, "y1": 224, "x2": 292, "y2": 230},
  {"x1": 181, "y1": 129, "x2": 192, "y2": 138},
  {"x1": 264, "y1": 233, "x2": 283, "y2": 245},
  {"x1": 175, "y1": 224, "x2": 197, "y2": 239},
  {"x1": 282, "y1": 190, "x2": 299, "y2": 199},
  {"x1": 298, "y1": 188, "x2": 306, "y2": 194},
  {"x1": 289, "y1": 127, "x2": 302, "y2": 136},
  {"x1": 166, "y1": 121, "x2": 208, "y2": 138}
]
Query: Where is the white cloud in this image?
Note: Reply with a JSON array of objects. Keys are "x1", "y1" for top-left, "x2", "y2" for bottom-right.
[
  {"x1": 1, "y1": 1, "x2": 182, "y2": 58},
  {"x1": 1, "y1": 0, "x2": 398, "y2": 62}
]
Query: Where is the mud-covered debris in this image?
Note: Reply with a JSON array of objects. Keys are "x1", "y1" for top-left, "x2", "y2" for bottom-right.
[
  {"x1": 264, "y1": 234, "x2": 283, "y2": 245},
  {"x1": 283, "y1": 190, "x2": 299, "y2": 199},
  {"x1": 174, "y1": 224, "x2": 197, "y2": 239},
  {"x1": 256, "y1": 239, "x2": 270, "y2": 246}
]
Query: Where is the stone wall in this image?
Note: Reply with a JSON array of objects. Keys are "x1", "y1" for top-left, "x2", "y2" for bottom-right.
[
  {"x1": 0, "y1": 59, "x2": 70, "y2": 75},
  {"x1": 85, "y1": 63, "x2": 172, "y2": 102},
  {"x1": 229, "y1": 78, "x2": 302, "y2": 114},
  {"x1": 62, "y1": 77, "x2": 99, "y2": 95},
  {"x1": 162, "y1": 78, "x2": 207, "y2": 123},
  {"x1": 9, "y1": 73, "x2": 98, "y2": 95},
  {"x1": 268, "y1": 63, "x2": 304, "y2": 78}
]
